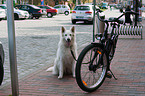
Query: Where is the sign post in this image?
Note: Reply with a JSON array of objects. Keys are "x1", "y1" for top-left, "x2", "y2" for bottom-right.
[
  {"x1": 93, "y1": 0, "x2": 96, "y2": 42},
  {"x1": 7, "y1": 0, "x2": 19, "y2": 96},
  {"x1": 134, "y1": 0, "x2": 138, "y2": 26}
]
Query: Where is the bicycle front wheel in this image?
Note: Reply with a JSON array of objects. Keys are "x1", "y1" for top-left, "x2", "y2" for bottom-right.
[{"x1": 75, "y1": 43, "x2": 109, "y2": 92}]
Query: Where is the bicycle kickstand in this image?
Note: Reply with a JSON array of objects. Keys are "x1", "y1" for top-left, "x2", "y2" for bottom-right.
[{"x1": 109, "y1": 69, "x2": 117, "y2": 80}]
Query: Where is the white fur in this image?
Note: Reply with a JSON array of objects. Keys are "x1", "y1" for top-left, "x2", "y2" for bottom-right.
[{"x1": 46, "y1": 26, "x2": 77, "y2": 79}]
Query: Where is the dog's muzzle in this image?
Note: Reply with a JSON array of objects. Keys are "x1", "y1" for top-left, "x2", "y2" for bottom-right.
[{"x1": 66, "y1": 38, "x2": 71, "y2": 47}]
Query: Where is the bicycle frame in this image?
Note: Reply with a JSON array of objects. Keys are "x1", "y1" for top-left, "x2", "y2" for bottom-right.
[
  {"x1": 91, "y1": 11, "x2": 138, "y2": 79},
  {"x1": 91, "y1": 23, "x2": 117, "y2": 70}
]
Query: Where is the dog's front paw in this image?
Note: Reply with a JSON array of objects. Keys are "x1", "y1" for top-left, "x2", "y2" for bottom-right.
[
  {"x1": 73, "y1": 74, "x2": 75, "y2": 78},
  {"x1": 58, "y1": 75, "x2": 63, "y2": 79}
]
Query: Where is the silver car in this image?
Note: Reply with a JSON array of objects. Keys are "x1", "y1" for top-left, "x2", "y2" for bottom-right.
[
  {"x1": 71, "y1": 5, "x2": 105, "y2": 24},
  {"x1": 14, "y1": 8, "x2": 30, "y2": 20},
  {"x1": 0, "y1": 4, "x2": 29, "y2": 20},
  {"x1": 54, "y1": 5, "x2": 70, "y2": 15},
  {"x1": 0, "y1": 8, "x2": 6, "y2": 21}
]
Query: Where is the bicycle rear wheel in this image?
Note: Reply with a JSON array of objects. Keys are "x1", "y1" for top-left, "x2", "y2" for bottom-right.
[
  {"x1": 75, "y1": 43, "x2": 109, "y2": 92},
  {"x1": 108, "y1": 43, "x2": 115, "y2": 61}
]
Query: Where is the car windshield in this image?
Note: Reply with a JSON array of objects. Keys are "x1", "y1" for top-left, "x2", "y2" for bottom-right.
[
  {"x1": 47, "y1": 6, "x2": 53, "y2": 9},
  {"x1": 30, "y1": 5, "x2": 40, "y2": 9},
  {"x1": 74, "y1": 6, "x2": 90, "y2": 10},
  {"x1": 54, "y1": 6, "x2": 60, "y2": 8}
]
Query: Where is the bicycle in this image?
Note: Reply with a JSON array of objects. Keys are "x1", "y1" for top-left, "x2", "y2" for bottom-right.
[{"x1": 75, "y1": 10, "x2": 138, "y2": 92}]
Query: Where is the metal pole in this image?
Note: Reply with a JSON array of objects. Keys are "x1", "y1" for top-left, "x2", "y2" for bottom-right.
[
  {"x1": 135, "y1": 0, "x2": 138, "y2": 26},
  {"x1": 93, "y1": 0, "x2": 96, "y2": 42},
  {"x1": 6, "y1": 0, "x2": 19, "y2": 96}
]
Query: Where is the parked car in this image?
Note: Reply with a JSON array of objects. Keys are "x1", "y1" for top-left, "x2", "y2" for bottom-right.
[
  {"x1": 0, "y1": 4, "x2": 29, "y2": 20},
  {"x1": 14, "y1": 8, "x2": 30, "y2": 20},
  {"x1": 0, "y1": 42, "x2": 4, "y2": 85},
  {"x1": 0, "y1": 8, "x2": 6, "y2": 21},
  {"x1": 37, "y1": 5, "x2": 58, "y2": 18},
  {"x1": 37, "y1": 6, "x2": 47, "y2": 17},
  {"x1": 99, "y1": 2, "x2": 108, "y2": 9},
  {"x1": 54, "y1": 5, "x2": 70, "y2": 15},
  {"x1": 115, "y1": 4, "x2": 123, "y2": 9},
  {"x1": 71, "y1": 5, "x2": 105, "y2": 24},
  {"x1": 15, "y1": 4, "x2": 43, "y2": 19}
]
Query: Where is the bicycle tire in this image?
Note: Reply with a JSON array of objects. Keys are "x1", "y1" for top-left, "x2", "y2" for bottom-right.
[
  {"x1": 75, "y1": 43, "x2": 109, "y2": 92},
  {"x1": 0, "y1": 58, "x2": 4, "y2": 85}
]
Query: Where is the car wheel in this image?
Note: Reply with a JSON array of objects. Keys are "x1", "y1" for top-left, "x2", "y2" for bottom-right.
[
  {"x1": 35, "y1": 17, "x2": 40, "y2": 19},
  {"x1": 14, "y1": 13, "x2": 19, "y2": 20},
  {"x1": 64, "y1": 11, "x2": 69, "y2": 16},
  {"x1": 47, "y1": 13, "x2": 53, "y2": 18},
  {"x1": 29, "y1": 13, "x2": 33, "y2": 19},
  {"x1": 72, "y1": 20, "x2": 76, "y2": 24},
  {"x1": 0, "y1": 18, "x2": 2, "y2": 21}
]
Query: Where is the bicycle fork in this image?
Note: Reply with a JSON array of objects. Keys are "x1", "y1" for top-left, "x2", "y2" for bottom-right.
[{"x1": 88, "y1": 47, "x2": 117, "y2": 80}]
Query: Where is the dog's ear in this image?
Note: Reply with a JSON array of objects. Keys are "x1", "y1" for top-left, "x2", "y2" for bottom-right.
[
  {"x1": 61, "y1": 26, "x2": 65, "y2": 33},
  {"x1": 71, "y1": 26, "x2": 75, "y2": 33}
]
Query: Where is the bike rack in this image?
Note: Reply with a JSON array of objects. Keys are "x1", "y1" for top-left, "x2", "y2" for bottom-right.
[{"x1": 114, "y1": 25, "x2": 143, "y2": 39}]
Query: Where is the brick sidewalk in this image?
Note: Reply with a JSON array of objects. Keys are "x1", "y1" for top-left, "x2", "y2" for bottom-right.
[{"x1": 0, "y1": 21, "x2": 145, "y2": 96}]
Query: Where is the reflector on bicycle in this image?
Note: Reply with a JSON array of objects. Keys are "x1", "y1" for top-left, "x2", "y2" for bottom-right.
[
  {"x1": 82, "y1": 80, "x2": 87, "y2": 86},
  {"x1": 97, "y1": 51, "x2": 102, "y2": 54}
]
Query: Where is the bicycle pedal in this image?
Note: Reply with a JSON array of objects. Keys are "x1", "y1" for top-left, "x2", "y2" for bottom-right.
[{"x1": 106, "y1": 73, "x2": 112, "y2": 79}]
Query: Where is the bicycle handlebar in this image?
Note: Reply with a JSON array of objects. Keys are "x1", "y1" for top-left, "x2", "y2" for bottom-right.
[{"x1": 96, "y1": 10, "x2": 139, "y2": 24}]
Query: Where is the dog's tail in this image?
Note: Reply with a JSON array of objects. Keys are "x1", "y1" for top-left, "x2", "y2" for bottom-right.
[{"x1": 46, "y1": 66, "x2": 54, "y2": 72}]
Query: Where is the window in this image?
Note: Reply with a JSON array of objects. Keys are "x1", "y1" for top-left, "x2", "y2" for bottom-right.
[
  {"x1": 39, "y1": 6, "x2": 43, "y2": 8},
  {"x1": 74, "y1": 6, "x2": 90, "y2": 10},
  {"x1": 21, "y1": 6, "x2": 27, "y2": 10},
  {"x1": 45, "y1": 6, "x2": 50, "y2": 9},
  {"x1": 30, "y1": 5, "x2": 40, "y2": 9},
  {"x1": 62, "y1": 6, "x2": 66, "y2": 8}
]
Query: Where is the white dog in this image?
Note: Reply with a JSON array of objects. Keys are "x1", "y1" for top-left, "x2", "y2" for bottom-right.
[{"x1": 46, "y1": 26, "x2": 77, "y2": 79}]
